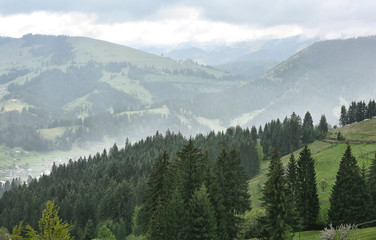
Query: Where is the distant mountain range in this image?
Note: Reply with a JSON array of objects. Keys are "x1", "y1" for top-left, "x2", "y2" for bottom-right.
[
  {"x1": 143, "y1": 36, "x2": 316, "y2": 78},
  {"x1": 1, "y1": 34, "x2": 376, "y2": 147}
]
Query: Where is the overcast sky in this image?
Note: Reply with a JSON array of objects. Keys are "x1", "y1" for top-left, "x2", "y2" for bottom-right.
[{"x1": 1, "y1": 0, "x2": 376, "y2": 49}]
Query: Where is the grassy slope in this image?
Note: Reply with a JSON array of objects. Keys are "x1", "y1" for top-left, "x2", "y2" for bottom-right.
[
  {"x1": 248, "y1": 119, "x2": 376, "y2": 237},
  {"x1": 0, "y1": 36, "x2": 228, "y2": 112}
]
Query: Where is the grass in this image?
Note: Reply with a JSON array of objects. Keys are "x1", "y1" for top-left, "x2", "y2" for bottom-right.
[
  {"x1": 0, "y1": 144, "x2": 92, "y2": 182},
  {"x1": 38, "y1": 127, "x2": 72, "y2": 140},
  {"x1": 328, "y1": 118, "x2": 376, "y2": 142}
]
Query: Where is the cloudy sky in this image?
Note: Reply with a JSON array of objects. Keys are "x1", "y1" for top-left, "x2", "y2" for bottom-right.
[{"x1": 1, "y1": 0, "x2": 376, "y2": 49}]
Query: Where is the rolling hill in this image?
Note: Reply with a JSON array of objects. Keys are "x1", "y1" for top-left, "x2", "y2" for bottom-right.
[{"x1": 0, "y1": 34, "x2": 240, "y2": 142}]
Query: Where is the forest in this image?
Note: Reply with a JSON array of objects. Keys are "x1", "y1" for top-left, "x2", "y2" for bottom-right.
[
  {"x1": 0, "y1": 126, "x2": 258, "y2": 239},
  {"x1": 1, "y1": 102, "x2": 376, "y2": 239}
]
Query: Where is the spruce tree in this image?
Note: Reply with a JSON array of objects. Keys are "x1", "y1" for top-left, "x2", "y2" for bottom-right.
[
  {"x1": 368, "y1": 154, "x2": 376, "y2": 219},
  {"x1": 214, "y1": 149, "x2": 250, "y2": 240},
  {"x1": 317, "y1": 115, "x2": 328, "y2": 139},
  {"x1": 328, "y1": 145, "x2": 370, "y2": 226},
  {"x1": 189, "y1": 185, "x2": 217, "y2": 240},
  {"x1": 339, "y1": 105, "x2": 348, "y2": 127},
  {"x1": 251, "y1": 125, "x2": 258, "y2": 142},
  {"x1": 286, "y1": 153, "x2": 298, "y2": 198},
  {"x1": 302, "y1": 112, "x2": 314, "y2": 144},
  {"x1": 164, "y1": 188, "x2": 187, "y2": 240},
  {"x1": 258, "y1": 149, "x2": 296, "y2": 240},
  {"x1": 296, "y1": 146, "x2": 319, "y2": 228},
  {"x1": 142, "y1": 152, "x2": 172, "y2": 238},
  {"x1": 176, "y1": 138, "x2": 205, "y2": 204}
]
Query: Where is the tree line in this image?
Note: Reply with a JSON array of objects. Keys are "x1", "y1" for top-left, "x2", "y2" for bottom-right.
[
  {"x1": 259, "y1": 111, "x2": 328, "y2": 158},
  {"x1": 0, "y1": 127, "x2": 258, "y2": 240},
  {"x1": 339, "y1": 99, "x2": 376, "y2": 126}
]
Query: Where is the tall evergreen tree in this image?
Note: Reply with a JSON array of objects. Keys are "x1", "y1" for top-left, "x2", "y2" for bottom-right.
[
  {"x1": 317, "y1": 114, "x2": 328, "y2": 136},
  {"x1": 189, "y1": 185, "x2": 217, "y2": 240},
  {"x1": 339, "y1": 105, "x2": 348, "y2": 127},
  {"x1": 328, "y1": 145, "x2": 370, "y2": 226},
  {"x1": 142, "y1": 152, "x2": 172, "y2": 238},
  {"x1": 290, "y1": 112, "x2": 302, "y2": 150},
  {"x1": 302, "y1": 112, "x2": 314, "y2": 144},
  {"x1": 258, "y1": 149, "x2": 296, "y2": 240},
  {"x1": 286, "y1": 153, "x2": 298, "y2": 199},
  {"x1": 368, "y1": 154, "x2": 376, "y2": 219},
  {"x1": 367, "y1": 100, "x2": 376, "y2": 119},
  {"x1": 296, "y1": 146, "x2": 319, "y2": 228},
  {"x1": 214, "y1": 149, "x2": 250, "y2": 240},
  {"x1": 348, "y1": 101, "x2": 357, "y2": 124},
  {"x1": 176, "y1": 139, "x2": 205, "y2": 204},
  {"x1": 164, "y1": 188, "x2": 187, "y2": 240},
  {"x1": 251, "y1": 125, "x2": 258, "y2": 142}
]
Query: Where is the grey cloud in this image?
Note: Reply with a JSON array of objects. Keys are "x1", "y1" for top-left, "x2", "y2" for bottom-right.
[{"x1": 1, "y1": 0, "x2": 376, "y2": 29}]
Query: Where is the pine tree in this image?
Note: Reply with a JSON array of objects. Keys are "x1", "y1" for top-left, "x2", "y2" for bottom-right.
[
  {"x1": 142, "y1": 151, "x2": 172, "y2": 238},
  {"x1": 25, "y1": 201, "x2": 73, "y2": 240},
  {"x1": 302, "y1": 112, "x2": 314, "y2": 144},
  {"x1": 189, "y1": 185, "x2": 217, "y2": 240},
  {"x1": 328, "y1": 145, "x2": 370, "y2": 226},
  {"x1": 339, "y1": 105, "x2": 348, "y2": 127},
  {"x1": 296, "y1": 146, "x2": 319, "y2": 228},
  {"x1": 348, "y1": 101, "x2": 357, "y2": 124},
  {"x1": 368, "y1": 154, "x2": 376, "y2": 219},
  {"x1": 214, "y1": 149, "x2": 250, "y2": 240},
  {"x1": 176, "y1": 139, "x2": 205, "y2": 204},
  {"x1": 286, "y1": 153, "x2": 298, "y2": 198},
  {"x1": 258, "y1": 149, "x2": 296, "y2": 240},
  {"x1": 251, "y1": 125, "x2": 258, "y2": 142},
  {"x1": 164, "y1": 188, "x2": 187, "y2": 240},
  {"x1": 317, "y1": 115, "x2": 328, "y2": 139}
]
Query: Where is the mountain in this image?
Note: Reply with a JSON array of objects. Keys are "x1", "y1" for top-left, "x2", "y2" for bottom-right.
[
  {"x1": 0, "y1": 34, "x2": 240, "y2": 143},
  {"x1": 207, "y1": 36, "x2": 376, "y2": 127},
  {"x1": 2, "y1": 34, "x2": 376, "y2": 182},
  {"x1": 157, "y1": 36, "x2": 316, "y2": 78}
]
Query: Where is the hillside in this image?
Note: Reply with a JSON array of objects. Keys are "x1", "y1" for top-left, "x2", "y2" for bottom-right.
[
  {"x1": 0, "y1": 35, "x2": 238, "y2": 140},
  {"x1": 2, "y1": 34, "x2": 376, "y2": 183},
  {"x1": 0, "y1": 34, "x2": 240, "y2": 181},
  {"x1": 211, "y1": 36, "x2": 376, "y2": 126},
  {"x1": 248, "y1": 118, "x2": 376, "y2": 226}
]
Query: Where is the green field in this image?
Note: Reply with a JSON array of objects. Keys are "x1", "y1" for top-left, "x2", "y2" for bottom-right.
[{"x1": 0, "y1": 144, "x2": 92, "y2": 182}]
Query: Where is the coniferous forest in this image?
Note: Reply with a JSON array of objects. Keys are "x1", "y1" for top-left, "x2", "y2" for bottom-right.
[
  {"x1": 1, "y1": 106, "x2": 376, "y2": 239},
  {"x1": 0, "y1": 127, "x2": 258, "y2": 239}
]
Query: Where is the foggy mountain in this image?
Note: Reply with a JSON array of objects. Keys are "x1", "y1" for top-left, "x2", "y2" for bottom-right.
[
  {"x1": 211, "y1": 36, "x2": 376, "y2": 126},
  {"x1": 1, "y1": 34, "x2": 376, "y2": 151},
  {"x1": 146, "y1": 36, "x2": 316, "y2": 78}
]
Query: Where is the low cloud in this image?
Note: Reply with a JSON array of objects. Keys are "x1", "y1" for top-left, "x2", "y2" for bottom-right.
[{"x1": 1, "y1": 2, "x2": 376, "y2": 49}]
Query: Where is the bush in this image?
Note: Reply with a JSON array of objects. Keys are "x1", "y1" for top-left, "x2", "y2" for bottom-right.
[{"x1": 316, "y1": 224, "x2": 358, "y2": 240}]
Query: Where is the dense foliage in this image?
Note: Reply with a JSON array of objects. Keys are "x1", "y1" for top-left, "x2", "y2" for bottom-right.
[
  {"x1": 0, "y1": 127, "x2": 258, "y2": 240},
  {"x1": 259, "y1": 111, "x2": 326, "y2": 158},
  {"x1": 142, "y1": 140, "x2": 251, "y2": 240}
]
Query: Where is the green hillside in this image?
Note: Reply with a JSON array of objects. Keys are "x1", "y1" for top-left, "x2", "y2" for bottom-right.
[{"x1": 248, "y1": 118, "x2": 376, "y2": 237}]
